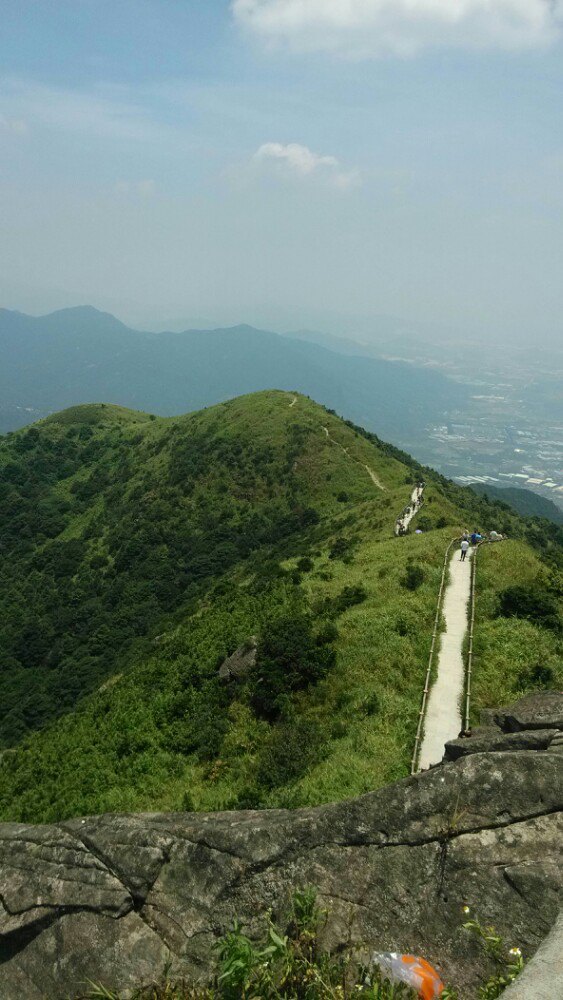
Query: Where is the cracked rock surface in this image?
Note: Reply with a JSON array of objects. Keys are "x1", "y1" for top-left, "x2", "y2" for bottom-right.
[{"x1": 1, "y1": 695, "x2": 562, "y2": 999}]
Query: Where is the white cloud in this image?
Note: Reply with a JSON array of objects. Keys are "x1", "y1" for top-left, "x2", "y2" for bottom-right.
[
  {"x1": 254, "y1": 141, "x2": 360, "y2": 187},
  {"x1": 233, "y1": 0, "x2": 563, "y2": 56}
]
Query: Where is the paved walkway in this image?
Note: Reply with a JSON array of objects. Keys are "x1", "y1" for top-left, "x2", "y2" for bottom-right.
[
  {"x1": 395, "y1": 483, "x2": 424, "y2": 535},
  {"x1": 418, "y1": 545, "x2": 472, "y2": 769}
]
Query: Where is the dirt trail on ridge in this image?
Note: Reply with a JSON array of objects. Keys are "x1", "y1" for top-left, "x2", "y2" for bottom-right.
[{"x1": 321, "y1": 426, "x2": 386, "y2": 491}]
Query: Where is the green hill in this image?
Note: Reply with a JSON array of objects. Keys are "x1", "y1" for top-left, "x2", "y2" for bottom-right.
[
  {"x1": 471, "y1": 482, "x2": 563, "y2": 526},
  {"x1": 0, "y1": 391, "x2": 561, "y2": 823},
  {"x1": 0, "y1": 305, "x2": 468, "y2": 445}
]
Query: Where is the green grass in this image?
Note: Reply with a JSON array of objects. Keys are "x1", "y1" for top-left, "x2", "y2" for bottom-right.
[
  {"x1": 470, "y1": 541, "x2": 562, "y2": 717},
  {"x1": 41, "y1": 402, "x2": 154, "y2": 426},
  {"x1": 0, "y1": 390, "x2": 560, "y2": 823}
]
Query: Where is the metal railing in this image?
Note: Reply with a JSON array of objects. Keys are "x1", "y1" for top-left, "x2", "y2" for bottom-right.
[
  {"x1": 464, "y1": 541, "x2": 479, "y2": 731},
  {"x1": 411, "y1": 535, "x2": 507, "y2": 769},
  {"x1": 463, "y1": 538, "x2": 506, "y2": 731}
]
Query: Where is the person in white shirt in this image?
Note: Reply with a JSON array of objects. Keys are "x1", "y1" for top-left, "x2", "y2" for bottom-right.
[{"x1": 460, "y1": 539, "x2": 470, "y2": 561}]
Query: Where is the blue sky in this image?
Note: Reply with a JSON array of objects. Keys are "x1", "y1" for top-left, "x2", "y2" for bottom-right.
[{"x1": 1, "y1": 0, "x2": 563, "y2": 344}]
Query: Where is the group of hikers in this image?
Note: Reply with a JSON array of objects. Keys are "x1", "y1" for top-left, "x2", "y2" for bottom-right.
[
  {"x1": 460, "y1": 528, "x2": 504, "y2": 561},
  {"x1": 395, "y1": 481, "x2": 425, "y2": 536}
]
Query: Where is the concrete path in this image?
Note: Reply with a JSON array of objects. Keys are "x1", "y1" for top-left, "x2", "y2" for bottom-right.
[
  {"x1": 395, "y1": 484, "x2": 424, "y2": 535},
  {"x1": 418, "y1": 546, "x2": 472, "y2": 769}
]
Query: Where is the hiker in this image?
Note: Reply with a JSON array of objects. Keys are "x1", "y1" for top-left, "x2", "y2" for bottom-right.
[
  {"x1": 462, "y1": 530, "x2": 469, "y2": 541},
  {"x1": 470, "y1": 531, "x2": 479, "y2": 545},
  {"x1": 460, "y1": 538, "x2": 469, "y2": 561}
]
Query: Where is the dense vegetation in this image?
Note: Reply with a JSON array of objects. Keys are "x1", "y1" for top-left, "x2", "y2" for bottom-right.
[
  {"x1": 0, "y1": 390, "x2": 560, "y2": 823},
  {"x1": 0, "y1": 395, "x2": 370, "y2": 747}
]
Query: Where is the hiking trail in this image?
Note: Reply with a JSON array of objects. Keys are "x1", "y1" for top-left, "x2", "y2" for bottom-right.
[
  {"x1": 394, "y1": 484, "x2": 424, "y2": 536},
  {"x1": 321, "y1": 426, "x2": 385, "y2": 491},
  {"x1": 417, "y1": 545, "x2": 473, "y2": 769}
]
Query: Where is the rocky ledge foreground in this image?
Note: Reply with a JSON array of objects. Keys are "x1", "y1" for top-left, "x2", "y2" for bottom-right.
[{"x1": 1, "y1": 692, "x2": 562, "y2": 1000}]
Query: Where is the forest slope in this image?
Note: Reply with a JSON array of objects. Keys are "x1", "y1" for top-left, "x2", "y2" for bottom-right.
[{"x1": 0, "y1": 391, "x2": 561, "y2": 823}]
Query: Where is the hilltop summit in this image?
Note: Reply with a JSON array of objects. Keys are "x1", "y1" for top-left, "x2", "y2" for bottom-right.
[{"x1": 0, "y1": 391, "x2": 560, "y2": 827}]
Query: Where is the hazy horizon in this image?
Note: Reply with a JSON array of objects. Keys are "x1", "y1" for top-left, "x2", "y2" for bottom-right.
[{"x1": 2, "y1": 1, "x2": 563, "y2": 349}]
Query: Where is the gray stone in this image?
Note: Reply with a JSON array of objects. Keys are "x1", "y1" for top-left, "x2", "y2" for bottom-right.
[
  {"x1": 502, "y1": 908, "x2": 563, "y2": 1000},
  {"x1": 479, "y1": 708, "x2": 503, "y2": 729},
  {"x1": 496, "y1": 691, "x2": 563, "y2": 732},
  {"x1": 444, "y1": 728, "x2": 557, "y2": 761},
  {"x1": 1, "y1": 748, "x2": 562, "y2": 999},
  {"x1": 217, "y1": 637, "x2": 257, "y2": 681}
]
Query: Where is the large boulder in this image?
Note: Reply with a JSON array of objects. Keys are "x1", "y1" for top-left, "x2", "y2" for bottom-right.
[
  {"x1": 217, "y1": 637, "x2": 257, "y2": 681},
  {"x1": 445, "y1": 691, "x2": 563, "y2": 760},
  {"x1": 496, "y1": 691, "x2": 563, "y2": 733},
  {"x1": 1, "y1": 693, "x2": 562, "y2": 999},
  {"x1": 444, "y1": 728, "x2": 557, "y2": 761}
]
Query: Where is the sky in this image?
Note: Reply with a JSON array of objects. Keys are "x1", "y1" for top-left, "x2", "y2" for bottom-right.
[{"x1": 1, "y1": 0, "x2": 563, "y2": 345}]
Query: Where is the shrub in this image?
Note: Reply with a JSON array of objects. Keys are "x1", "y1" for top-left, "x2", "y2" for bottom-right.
[
  {"x1": 334, "y1": 584, "x2": 368, "y2": 614},
  {"x1": 297, "y1": 557, "x2": 314, "y2": 573},
  {"x1": 249, "y1": 615, "x2": 337, "y2": 721},
  {"x1": 498, "y1": 584, "x2": 561, "y2": 631},
  {"x1": 329, "y1": 537, "x2": 352, "y2": 561},
  {"x1": 401, "y1": 564, "x2": 425, "y2": 591},
  {"x1": 517, "y1": 662, "x2": 555, "y2": 689},
  {"x1": 256, "y1": 717, "x2": 327, "y2": 789},
  {"x1": 315, "y1": 622, "x2": 339, "y2": 645},
  {"x1": 416, "y1": 515, "x2": 433, "y2": 532},
  {"x1": 233, "y1": 785, "x2": 264, "y2": 810},
  {"x1": 90, "y1": 553, "x2": 109, "y2": 570}
]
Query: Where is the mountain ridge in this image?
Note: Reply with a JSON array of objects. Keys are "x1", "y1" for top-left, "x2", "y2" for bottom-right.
[
  {"x1": 0, "y1": 390, "x2": 560, "y2": 826},
  {"x1": 0, "y1": 306, "x2": 468, "y2": 443}
]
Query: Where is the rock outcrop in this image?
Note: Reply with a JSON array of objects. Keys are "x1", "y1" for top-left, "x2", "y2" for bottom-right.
[
  {"x1": 444, "y1": 691, "x2": 563, "y2": 761},
  {"x1": 217, "y1": 637, "x2": 257, "y2": 682},
  {"x1": 1, "y1": 693, "x2": 562, "y2": 1000}
]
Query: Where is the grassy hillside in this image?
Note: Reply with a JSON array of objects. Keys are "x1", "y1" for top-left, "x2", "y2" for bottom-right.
[
  {"x1": 471, "y1": 540, "x2": 563, "y2": 713},
  {"x1": 0, "y1": 391, "x2": 560, "y2": 823}
]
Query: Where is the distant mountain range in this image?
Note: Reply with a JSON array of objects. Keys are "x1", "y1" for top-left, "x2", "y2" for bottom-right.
[
  {"x1": 471, "y1": 483, "x2": 563, "y2": 526},
  {"x1": 0, "y1": 306, "x2": 468, "y2": 443}
]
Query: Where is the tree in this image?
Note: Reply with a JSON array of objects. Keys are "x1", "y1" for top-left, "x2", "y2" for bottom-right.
[{"x1": 250, "y1": 614, "x2": 336, "y2": 721}]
